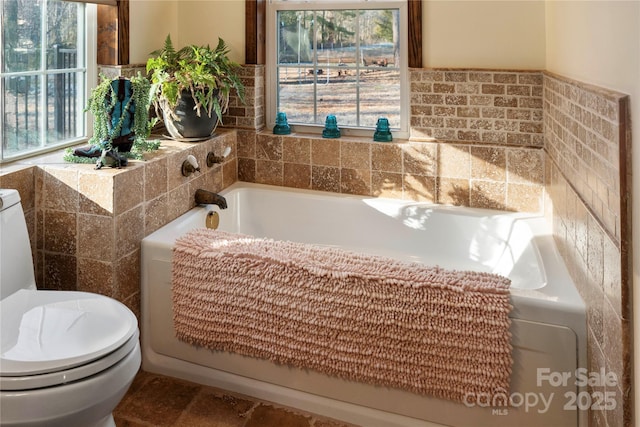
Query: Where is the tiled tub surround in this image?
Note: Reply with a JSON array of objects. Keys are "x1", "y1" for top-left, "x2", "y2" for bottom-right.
[
  {"x1": 0, "y1": 130, "x2": 238, "y2": 318},
  {"x1": 238, "y1": 69, "x2": 547, "y2": 213},
  {"x1": 238, "y1": 131, "x2": 545, "y2": 213},
  {"x1": 544, "y1": 73, "x2": 632, "y2": 427}
]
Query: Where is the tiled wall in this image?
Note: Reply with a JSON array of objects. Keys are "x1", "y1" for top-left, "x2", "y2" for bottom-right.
[
  {"x1": 237, "y1": 69, "x2": 546, "y2": 213},
  {"x1": 1, "y1": 131, "x2": 237, "y2": 318},
  {"x1": 410, "y1": 69, "x2": 544, "y2": 147},
  {"x1": 544, "y1": 72, "x2": 631, "y2": 426},
  {"x1": 237, "y1": 132, "x2": 545, "y2": 212},
  {"x1": 223, "y1": 65, "x2": 266, "y2": 130}
]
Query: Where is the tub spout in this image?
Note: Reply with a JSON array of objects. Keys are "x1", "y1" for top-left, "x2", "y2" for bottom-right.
[{"x1": 195, "y1": 189, "x2": 227, "y2": 209}]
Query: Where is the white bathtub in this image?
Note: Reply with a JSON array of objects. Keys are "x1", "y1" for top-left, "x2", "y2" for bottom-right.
[{"x1": 141, "y1": 182, "x2": 586, "y2": 427}]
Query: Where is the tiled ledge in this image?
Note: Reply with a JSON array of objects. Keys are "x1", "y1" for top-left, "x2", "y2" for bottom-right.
[
  {"x1": 0, "y1": 130, "x2": 238, "y2": 317},
  {"x1": 237, "y1": 129, "x2": 545, "y2": 213}
]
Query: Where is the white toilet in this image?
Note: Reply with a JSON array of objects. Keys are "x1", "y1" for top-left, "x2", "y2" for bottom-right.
[{"x1": 0, "y1": 189, "x2": 141, "y2": 427}]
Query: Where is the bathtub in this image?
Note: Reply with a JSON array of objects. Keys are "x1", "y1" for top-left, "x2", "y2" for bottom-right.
[{"x1": 141, "y1": 182, "x2": 586, "y2": 427}]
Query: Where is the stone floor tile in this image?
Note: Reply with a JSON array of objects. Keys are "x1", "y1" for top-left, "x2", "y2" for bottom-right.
[
  {"x1": 176, "y1": 391, "x2": 255, "y2": 427},
  {"x1": 244, "y1": 404, "x2": 311, "y2": 427},
  {"x1": 116, "y1": 375, "x2": 201, "y2": 426}
]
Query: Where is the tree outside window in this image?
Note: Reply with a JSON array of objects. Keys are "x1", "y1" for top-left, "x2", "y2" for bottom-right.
[
  {"x1": 1, "y1": 0, "x2": 87, "y2": 162},
  {"x1": 272, "y1": 3, "x2": 405, "y2": 134}
]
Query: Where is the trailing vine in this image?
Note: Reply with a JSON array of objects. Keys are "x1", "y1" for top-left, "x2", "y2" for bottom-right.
[{"x1": 64, "y1": 73, "x2": 160, "y2": 163}]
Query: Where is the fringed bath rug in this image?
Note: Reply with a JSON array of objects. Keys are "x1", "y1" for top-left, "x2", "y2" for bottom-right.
[{"x1": 171, "y1": 229, "x2": 513, "y2": 403}]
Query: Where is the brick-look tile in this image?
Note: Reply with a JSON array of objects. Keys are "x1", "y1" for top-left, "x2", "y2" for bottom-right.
[{"x1": 482, "y1": 84, "x2": 505, "y2": 95}]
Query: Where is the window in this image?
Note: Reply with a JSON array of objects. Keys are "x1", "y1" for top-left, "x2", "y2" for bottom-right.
[
  {"x1": 267, "y1": 0, "x2": 408, "y2": 137},
  {"x1": 1, "y1": 0, "x2": 95, "y2": 162}
]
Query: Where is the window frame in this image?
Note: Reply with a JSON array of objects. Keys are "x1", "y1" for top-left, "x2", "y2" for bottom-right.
[
  {"x1": 0, "y1": 1, "x2": 97, "y2": 163},
  {"x1": 266, "y1": 0, "x2": 409, "y2": 138}
]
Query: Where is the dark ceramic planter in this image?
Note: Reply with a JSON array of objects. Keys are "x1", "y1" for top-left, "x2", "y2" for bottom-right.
[{"x1": 163, "y1": 90, "x2": 219, "y2": 140}]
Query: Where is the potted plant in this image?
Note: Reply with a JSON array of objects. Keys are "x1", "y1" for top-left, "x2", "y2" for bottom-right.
[
  {"x1": 65, "y1": 74, "x2": 159, "y2": 168},
  {"x1": 146, "y1": 35, "x2": 246, "y2": 140}
]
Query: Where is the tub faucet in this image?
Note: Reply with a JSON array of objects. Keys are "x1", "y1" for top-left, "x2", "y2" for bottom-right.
[{"x1": 195, "y1": 189, "x2": 227, "y2": 209}]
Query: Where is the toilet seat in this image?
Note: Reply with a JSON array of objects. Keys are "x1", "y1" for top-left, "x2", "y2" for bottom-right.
[
  {"x1": 0, "y1": 289, "x2": 138, "y2": 390},
  {"x1": 0, "y1": 332, "x2": 139, "y2": 391}
]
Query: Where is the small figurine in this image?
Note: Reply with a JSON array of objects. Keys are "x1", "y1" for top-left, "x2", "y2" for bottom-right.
[
  {"x1": 273, "y1": 111, "x2": 291, "y2": 135},
  {"x1": 322, "y1": 114, "x2": 341, "y2": 138},
  {"x1": 373, "y1": 117, "x2": 393, "y2": 142}
]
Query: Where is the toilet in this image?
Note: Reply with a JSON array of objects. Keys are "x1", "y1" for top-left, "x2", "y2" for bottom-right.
[{"x1": 0, "y1": 189, "x2": 141, "y2": 427}]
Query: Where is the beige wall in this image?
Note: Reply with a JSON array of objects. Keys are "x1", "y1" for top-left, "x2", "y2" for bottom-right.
[
  {"x1": 129, "y1": 0, "x2": 178, "y2": 64},
  {"x1": 129, "y1": 0, "x2": 244, "y2": 65},
  {"x1": 544, "y1": 2, "x2": 640, "y2": 423},
  {"x1": 422, "y1": 0, "x2": 546, "y2": 69},
  {"x1": 130, "y1": 0, "x2": 547, "y2": 68},
  {"x1": 177, "y1": 1, "x2": 245, "y2": 63}
]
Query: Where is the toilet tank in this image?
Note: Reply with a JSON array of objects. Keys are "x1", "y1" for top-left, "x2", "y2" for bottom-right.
[{"x1": 0, "y1": 189, "x2": 37, "y2": 300}]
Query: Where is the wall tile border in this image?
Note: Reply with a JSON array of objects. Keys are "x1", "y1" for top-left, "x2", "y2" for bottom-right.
[
  {"x1": 543, "y1": 72, "x2": 632, "y2": 427},
  {"x1": 237, "y1": 131, "x2": 545, "y2": 213}
]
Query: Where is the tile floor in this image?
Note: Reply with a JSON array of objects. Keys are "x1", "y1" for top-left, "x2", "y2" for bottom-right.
[{"x1": 114, "y1": 370, "x2": 357, "y2": 427}]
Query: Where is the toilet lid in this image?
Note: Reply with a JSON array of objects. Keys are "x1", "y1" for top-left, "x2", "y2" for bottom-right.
[{"x1": 0, "y1": 289, "x2": 138, "y2": 376}]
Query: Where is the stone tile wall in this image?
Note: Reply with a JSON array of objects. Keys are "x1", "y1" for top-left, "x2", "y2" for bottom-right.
[
  {"x1": 237, "y1": 131, "x2": 544, "y2": 213},
  {"x1": 543, "y1": 72, "x2": 632, "y2": 426},
  {"x1": 236, "y1": 69, "x2": 547, "y2": 213},
  {"x1": 1, "y1": 131, "x2": 237, "y2": 318},
  {"x1": 410, "y1": 69, "x2": 544, "y2": 146},
  {"x1": 222, "y1": 65, "x2": 265, "y2": 131}
]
